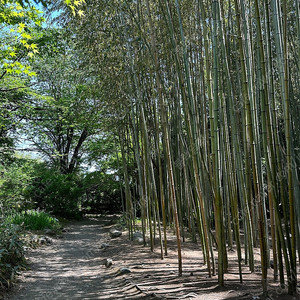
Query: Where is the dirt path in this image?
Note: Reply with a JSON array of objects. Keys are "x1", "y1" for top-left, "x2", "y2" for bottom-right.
[
  {"x1": 3, "y1": 217, "x2": 300, "y2": 300},
  {"x1": 4, "y1": 217, "x2": 157, "y2": 300}
]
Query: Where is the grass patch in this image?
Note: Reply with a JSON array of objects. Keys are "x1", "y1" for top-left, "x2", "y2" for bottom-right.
[
  {"x1": 0, "y1": 210, "x2": 60, "y2": 289},
  {"x1": 6, "y1": 210, "x2": 60, "y2": 231}
]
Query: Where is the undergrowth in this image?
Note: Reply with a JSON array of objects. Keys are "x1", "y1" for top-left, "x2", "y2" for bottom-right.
[
  {"x1": 0, "y1": 221, "x2": 26, "y2": 289},
  {"x1": 0, "y1": 210, "x2": 60, "y2": 289},
  {"x1": 6, "y1": 210, "x2": 60, "y2": 231}
]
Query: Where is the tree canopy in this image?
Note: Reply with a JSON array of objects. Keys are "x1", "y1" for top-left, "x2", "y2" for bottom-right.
[{"x1": 1, "y1": 0, "x2": 300, "y2": 297}]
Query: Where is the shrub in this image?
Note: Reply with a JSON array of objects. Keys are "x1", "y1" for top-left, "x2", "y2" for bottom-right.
[
  {"x1": 6, "y1": 210, "x2": 60, "y2": 231},
  {"x1": 0, "y1": 157, "x2": 39, "y2": 214},
  {"x1": 25, "y1": 166, "x2": 84, "y2": 219},
  {"x1": 0, "y1": 221, "x2": 25, "y2": 289}
]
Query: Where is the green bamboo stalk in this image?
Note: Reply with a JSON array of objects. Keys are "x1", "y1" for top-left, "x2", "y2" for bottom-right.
[
  {"x1": 270, "y1": 0, "x2": 297, "y2": 293},
  {"x1": 145, "y1": 0, "x2": 183, "y2": 275}
]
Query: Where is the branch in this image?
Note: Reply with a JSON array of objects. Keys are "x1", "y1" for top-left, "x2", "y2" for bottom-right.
[
  {"x1": 68, "y1": 128, "x2": 88, "y2": 173},
  {"x1": 0, "y1": 85, "x2": 33, "y2": 92}
]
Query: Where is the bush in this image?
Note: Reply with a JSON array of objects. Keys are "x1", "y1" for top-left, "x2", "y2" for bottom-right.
[
  {"x1": 0, "y1": 221, "x2": 25, "y2": 288},
  {"x1": 0, "y1": 157, "x2": 39, "y2": 214},
  {"x1": 26, "y1": 166, "x2": 84, "y2": 219},
  {"x1": 6, "y1": 210, "x2": 60, "y2": 231}
]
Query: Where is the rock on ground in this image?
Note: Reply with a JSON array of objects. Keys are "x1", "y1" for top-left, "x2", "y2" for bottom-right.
[
  {"x1": 109, "y1": 228, "x2": 122, "y2": 238},
  {"x1": 132, "y1": 231, "x2": 144, "y2": 244}
]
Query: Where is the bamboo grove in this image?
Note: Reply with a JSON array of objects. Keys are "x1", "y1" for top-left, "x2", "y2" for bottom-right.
[{"x1": 64, "y1": 0, "x2": 300, "y2": 296}]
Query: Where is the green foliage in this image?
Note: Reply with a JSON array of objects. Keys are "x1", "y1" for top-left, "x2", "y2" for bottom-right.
[
  {"x1": 0, "y1": 156, "x2": 39, "y2": 214},
  {"x1": 0, "y1": 134, "x2": 14, "y2": 164},
  {"x1": 86, "y1": 133, "x2": 120, "y2": 170},
  {"x1": 0, "y1": 76, "x2": 33, "y2": 163},
  {"x1": 0, "y1": 154, "x2": 124, "y2": 220},
  {"x1": 82, "y1": 171, "x2": 122, "y2": 213},
  {"x1": 0, "y1": 221, "x2": 25, "y2": 288},
  {"x1": 64, "y1": 0, "x2": 85, "y2": 17},
  {"x1": 6, "y1": 209, "x2": 60, "y2": 231},
  {"x1": 26, "y1": 165, "x2": 84, "y2": 219},
  {"x1": 0, "y1": 0, "x2": 44, "y2": 77},
  {"x1": 22, "y1": 28, "x2": 104, "y2": 174}
]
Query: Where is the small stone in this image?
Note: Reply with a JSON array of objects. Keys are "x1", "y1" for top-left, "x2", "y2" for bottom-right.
[
  {"x1": 61, "y1": 228, "x2": 68, "y2": 233},
  {"x1": 119, "y1": 267, "x2": 131, "y2": 275},
  {"x1": 38, "y1": 236, "x2": 52, "y2": 245},
  {"x1": 133, "y1": 237, "x2": 144, "y2": 245},
  {"x1": 105, "y1": 259, "x2": 113, "y2": 268},
  {"x1": 30, "y1": 235, "x2": 39, "y2": 243},
  {"x1": 110, "y1": 228, "x2": 122, "y2": 238},
  {"x1": 45, "y1": 237, "x2": 53, "y2": 244},
  {"x1": 132, "y1": 232, "x2": 144, "y2": 244},
  {"x1": 100, "y1": 243, "x2": 109, "y2": 249},
  {"x1": 39, "y1": 237, "x2": 47, "y2": 245}
]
